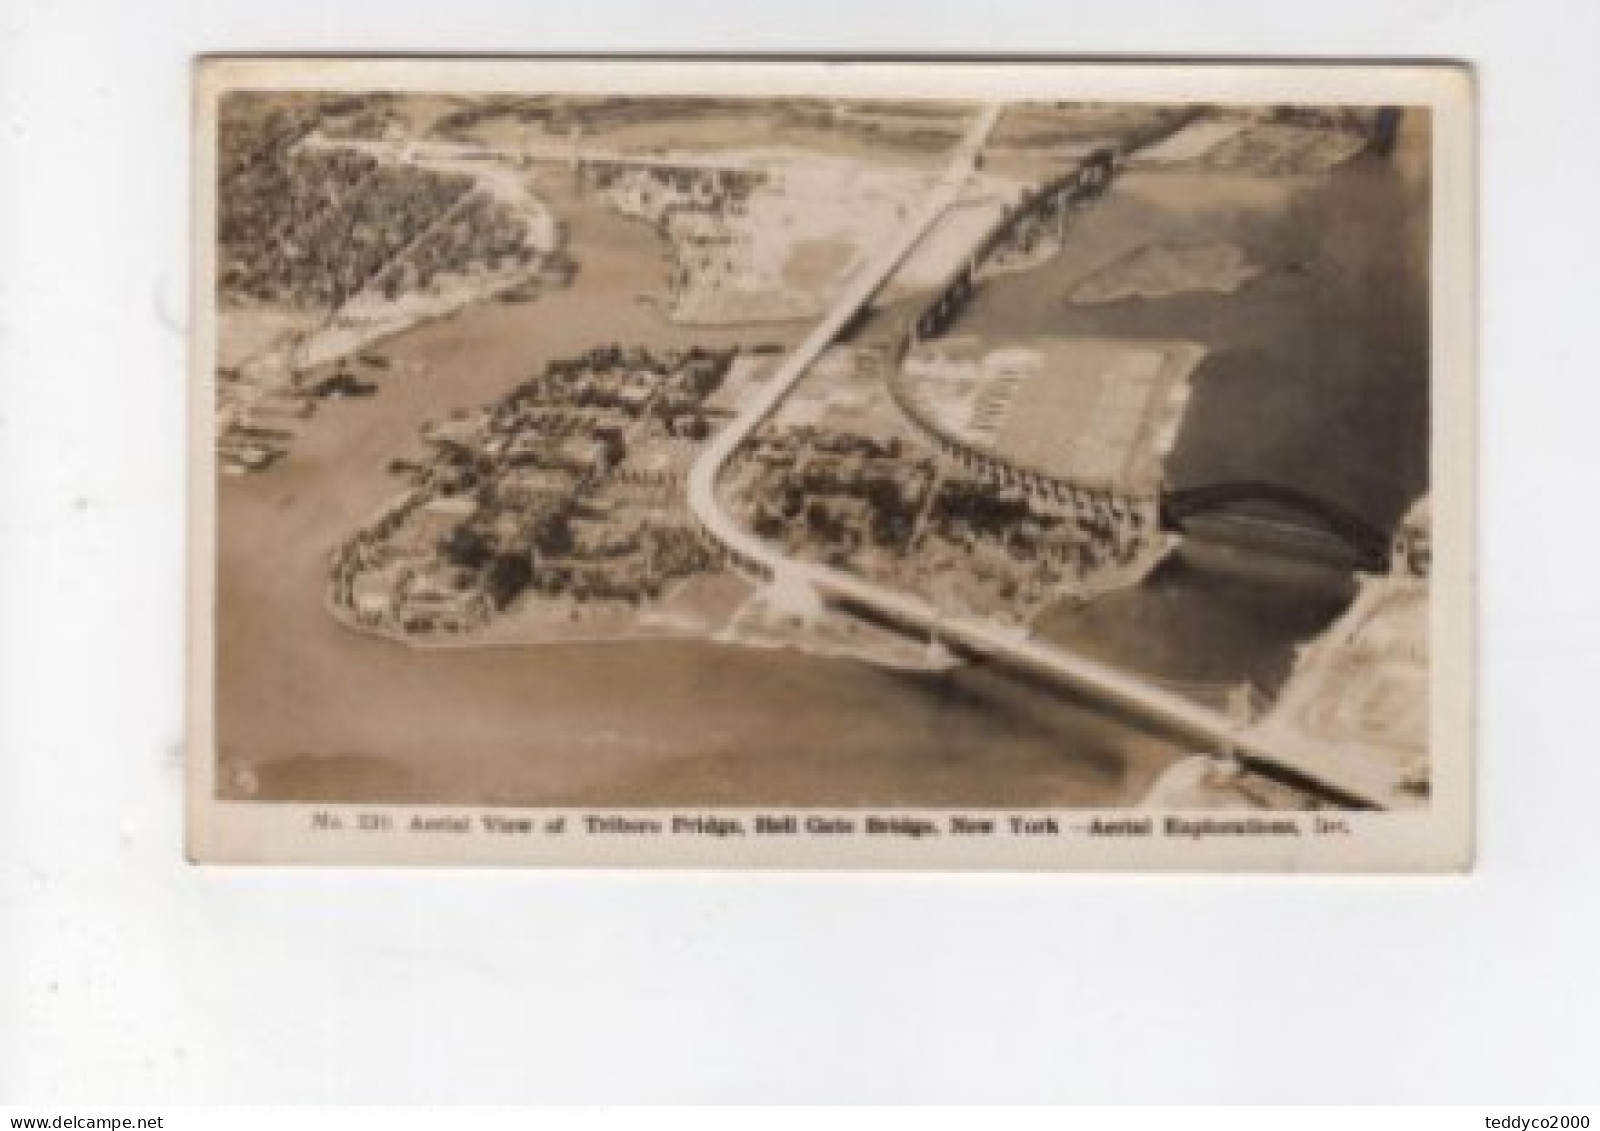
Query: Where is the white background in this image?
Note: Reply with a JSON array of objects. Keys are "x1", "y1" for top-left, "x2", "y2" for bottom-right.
[{"x1": 2, "y1": 0, "x2": 1596, "y2": 1105}]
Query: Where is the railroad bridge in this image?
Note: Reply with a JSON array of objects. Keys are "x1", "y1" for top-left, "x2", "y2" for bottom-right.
[
  {"x1": 903, "y1": 110, "x2": 1210, "y2": 349},
  {"x1": 974, "y1": 145, "x2": 1116, "y2": 264},
  {"x1": 1159, "y1": 481, "x2": 1392, "y2": 571},
  {"x1": 911, "y1": 147, "x2": 1117, "y2": 342},
  {"x1": 891, "y1": 140, "x2": 1394, "y2": 577}
]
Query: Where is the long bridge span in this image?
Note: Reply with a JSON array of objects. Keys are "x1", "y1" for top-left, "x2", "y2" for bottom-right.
[
  {"x1": 1162, "y1": 481, "x2": 1392, "y2": 571},
  {"x1": 685, "y1": 104, "x2": 1395, "y2": 810}
]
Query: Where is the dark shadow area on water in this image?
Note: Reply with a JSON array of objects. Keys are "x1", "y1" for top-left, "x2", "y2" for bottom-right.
[{"x1": 1033, "y1": 539, "x2": 1358, "y2": 698}]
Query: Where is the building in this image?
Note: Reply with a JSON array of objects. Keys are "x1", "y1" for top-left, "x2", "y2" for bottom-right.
[
  {"x1": 349, "y1": 569, "x2": 395, "y2": 622},
  {"x1": 409, "y1": 494, "x2": 478, "y2": 550}
]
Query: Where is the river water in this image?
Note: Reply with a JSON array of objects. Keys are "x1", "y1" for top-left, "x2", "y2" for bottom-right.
[
  {"x1": 219, "y1": 122, "x2": 1428, "y2": 808},
  {"x1": 961, "y1": 121, "x2": 1431, "y2": 709}
]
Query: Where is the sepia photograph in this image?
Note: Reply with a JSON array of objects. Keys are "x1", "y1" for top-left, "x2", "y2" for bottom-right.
[
  {"x1": 23, "y1": 0, "x2": 1600, "y2": 1104},
  {"x1": 188, "y1": 59, "x2": 1473, "y2": 867}
]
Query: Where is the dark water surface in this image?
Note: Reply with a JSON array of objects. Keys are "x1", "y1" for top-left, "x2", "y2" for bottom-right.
[{"x1": 966, "y1": 123, "x2": 1430, "y2": 715}]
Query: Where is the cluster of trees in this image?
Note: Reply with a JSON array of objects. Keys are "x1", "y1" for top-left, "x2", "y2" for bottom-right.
[
  {"x1": 643, "y1": 525, "x2": 713, "y2": 578},
  {"x1": 652, "y1": 403, "x2": 711, "y2": 440},
  {"x1": 386, "y1": 343, "x2": 763, "y2": 622},
  {"x1": 217, "y1": 99, "x2": 322, "y2": 191},
  {"x1": 932, "y1": 479, "x2": 1036, "y2": 538},
  {"x1": 379, "y1": 191, "x2": 536, "y2": 299},
  {"x1": 435, "y1": 503, "x2": 716, "y2": 613},
  {"x1": 224, "y1": 149, "x2": 479, "y2": 310},
  {"x1": 219, "y1": 104, "x2": 542, "y2": 313},
  {"x1": 749, "y1": 440, "x2": 932, "y2": 556},
  {"x1": 503, "y1": 348, "x2": 732, "y2": 443}
]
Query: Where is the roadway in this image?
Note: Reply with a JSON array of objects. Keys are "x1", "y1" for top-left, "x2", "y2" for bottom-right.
[
  {"x1": 684, "y1": 103, "x2": 1395, "y2": 811},
  {"x1": 521, "y1": 141, "x2": 762, "y2": 174}
]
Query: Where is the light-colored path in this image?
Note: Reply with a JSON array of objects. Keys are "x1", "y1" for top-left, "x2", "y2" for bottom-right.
[{"x1": 521, "y1": 141, "x2": 760, "y2": 174}]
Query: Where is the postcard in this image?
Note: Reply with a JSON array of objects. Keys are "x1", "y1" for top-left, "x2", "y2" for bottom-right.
[{"x1": 189, "y1": 58, "x2": 1474, "y2": 868}]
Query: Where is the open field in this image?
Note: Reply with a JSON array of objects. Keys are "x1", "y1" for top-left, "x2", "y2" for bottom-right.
[
  {"x1": 887, "y1": 178, "x2": 1023, "y2": 297},
  {"x1": 593, "y1": 146, "x2": 947, "y2": 326},
  {"x1": 900, "y1": 335, "x2": 1202, "y2": 492}
]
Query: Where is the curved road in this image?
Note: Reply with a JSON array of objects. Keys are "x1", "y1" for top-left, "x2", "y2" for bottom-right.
[{"x1": 686, "y1": 105, "x2": 1394, "y2": 810}]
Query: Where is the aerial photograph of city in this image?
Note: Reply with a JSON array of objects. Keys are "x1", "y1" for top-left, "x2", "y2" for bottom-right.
[{"x1": 206, "y1": 82, "x2": 1433, "y2": 818}]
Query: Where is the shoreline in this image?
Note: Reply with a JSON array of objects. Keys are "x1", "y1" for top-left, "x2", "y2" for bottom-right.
[{"x1": 323, "y1": 575, "x2": 959, "y2": 674}]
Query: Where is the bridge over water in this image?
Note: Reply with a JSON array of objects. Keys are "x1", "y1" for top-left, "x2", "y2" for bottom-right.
[
  {"x1": 1161, "y1": 481, "x2": 1393, "y2": 571},
  {"x1": 686, "y1": 104, "x2": 1398, "y2": 810}
]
